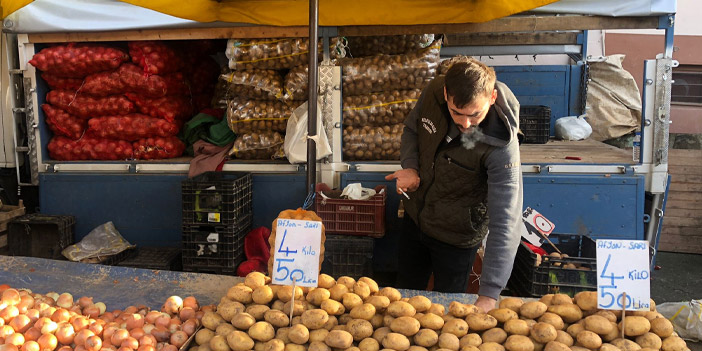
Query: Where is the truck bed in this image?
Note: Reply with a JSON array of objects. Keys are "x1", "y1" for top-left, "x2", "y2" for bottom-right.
[{"x1": 520, "y1": 139, "x2": 635, "y2": 164}]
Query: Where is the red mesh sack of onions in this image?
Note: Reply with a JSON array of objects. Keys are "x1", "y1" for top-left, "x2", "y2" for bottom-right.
[
  {"x1": 125, "y1": 93, "x2": 193, "y2": 122},
  {"x1": 133, "y1": 136, "x2": 185, "y2": 160},
  {"x1": 87, "y1": 114, "x2": 181, "y2": 141},
  {"x1": 48, "y1": 136, "x2": 134, "y2": 160},
  {"x1": 119, "y1": 63, "x2": 189, "y2": 97},
  {"x1": 29, "y1": 43, "x2": 129, "y2": 78},
  {"x1": 128, "y1": 41, "x2": 184, "y2": 75},
  {"x1": 41, "y1": 73, "x2": 84, "y2": 91},
  {"x1": 80, "y1": 69, "x2": 126, "y2": 97},
  {"x1": 46, "y1": 90, "x2": 135, "y2": 119},
  {"x1": 185, "y1": 56, "x2": 220, "y2": 94},
  {"x1": 42, "y1": 104, "x2": 86, "y2": 140}
]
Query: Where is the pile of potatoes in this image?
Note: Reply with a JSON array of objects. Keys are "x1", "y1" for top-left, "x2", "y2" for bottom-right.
[
  {"x1": 343, "y1": 124, "x2": 403, "y2": 161},
  {"x1": 229, "y1": 132, "x2": 284, "y2": 160},
  {"x1": 345, "y1": 34, "x2": 436, "y2": 57},
  {"x1": 343, "y1": 89, "x2": 421, "y2": 127},
  {"x1": 227, "y1": 98, "x2": 302, "y2": 134},
  {"x1": 190, "y1": 272, "x2": 689, "y2": 351}
]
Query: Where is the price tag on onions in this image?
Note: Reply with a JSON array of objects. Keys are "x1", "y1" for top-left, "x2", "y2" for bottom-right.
[
  {"x1": 272, "y1": 218, "x2": 322, "y2": 287},
  {"x1": 596, "y1": 239, "x2": 650, "y2": 311}
]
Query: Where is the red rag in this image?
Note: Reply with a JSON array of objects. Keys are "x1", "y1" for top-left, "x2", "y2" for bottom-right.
[
  {"x1": 236, "y1": 227, "x2": 272, "y2": 277},
  {"x1": 524, "y1": 241, "x2": 548, "y2": 256}
]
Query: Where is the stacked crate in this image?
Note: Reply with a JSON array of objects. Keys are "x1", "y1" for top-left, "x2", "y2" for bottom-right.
[
  {"x1": 181, "y1": 172, "x2": 252, "y2": 274},
  {"x1": 0, "y1": 201, "x2": 26, "y2": 255}
]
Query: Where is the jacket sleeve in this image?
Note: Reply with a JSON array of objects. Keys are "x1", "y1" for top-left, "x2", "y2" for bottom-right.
[
  {"x1": 479, "y1": 139, "x2": 523, "y2": 299},
  {"x1": 400, "y1": 88, "x2": 426, "y2": 171}
]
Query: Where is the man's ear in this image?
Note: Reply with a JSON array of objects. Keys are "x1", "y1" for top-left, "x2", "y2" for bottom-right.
[{"x1": 490, "y1": 89, "x2": 497, "y2": 105}]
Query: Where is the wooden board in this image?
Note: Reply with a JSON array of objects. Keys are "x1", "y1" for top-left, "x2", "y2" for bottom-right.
[
  {"x1": 659, "y1": 149, "x2": 702, "y2": 254},
  {"x1": 520, "y1": 139, "x2": 634, "y2": 164}
]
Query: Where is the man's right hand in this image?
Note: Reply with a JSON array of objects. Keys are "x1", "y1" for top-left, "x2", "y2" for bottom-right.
[{"x1": 385, "y1": 168, "x2": 420, "y2": 194}]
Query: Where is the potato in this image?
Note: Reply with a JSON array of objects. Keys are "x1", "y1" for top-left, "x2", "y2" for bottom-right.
[
  {"x1": 418, "y1": 312, "x2": 445, "y2": 330},
  {"x1": 318, "y1": 274, "x2": 336, "y2": 289},
  {"x1": 307, "y1": 341, "x2": 330, "y2": 351},
  {"x1": 382, "y1": 332, "x2": 411, "y2": 351},
  {"x1": 370, "y1": 314, "x2": 384, "y2": 329},
  {"x1": 342, "y1": 293, "x2": 364, "y2": 311},
  {"x1": 364, "y1": 295, "x2": 390, "y2": 311},
  {"x1": 523, "y1": 319, "x2": 538, "y2": 329},
  {"x1": 248, "y1": 321, "x2": 275, "y2": 342},
  {"x1": 650, "y1": 318, "x2": 674, "y2": 338},
  {"x1": 602, "y1": 322, "x2": 621, "y2": 342},
  {"x1": 611, "y1": 338, "x2": 642, "y2": 351},
  {"x1": 244, "y1": 272, "x2": 267, "y2": 289},
  {"x1": 373, "y1": 326, "x2": 392, "y2": 343},
  {"x1": 271, "y1": 300, "x2": 285, "y2": 312},
  {"x1": 388, "y1": 301, "x2": 417, "y2": 318},
  {"x1": 247, "y1": 304, "x2": 271, "y2": 321},
  {"x1": 479, "y1": 342, "x2": 506, "y2": 351},
  {"x1": 543, "y1": 341, "x2": 568, "y2": 351},
  {"x1": 227, "y1": 331, "x2": 254, "y2": 351},
  {"x1": 353, "y1": 282, "x2": 372, "y2": 300},
  {"x1": 554, "y1": 330, "x2": 573, "y2": 346},
  {"x1": 547, "y1": 304, "x2": 583, "y2": 323},
  {"x1": 520, "y1": 302, "x2": 548, "y2": 320},
  {"x1": 539, "y1": 295, "x2": 554, "y2": 306},
  {"x1": 661, "y1": 336, "x2": 688, "y2": 351},
  {"x1": 359, "y1": 337, "x2": 380, "y2": 351},
  {"x1": 570, "y1": 291, "x2": 595, "y2": 311},
  {"x1": 283, "y1": 300, "x2": 305, "y2": 317},
  {"x1": 599, "y1": 343, "x2": 621, "y2": 351},
  {"x1": 309, "y1": 329, "x2": 329, "y2": 343},
  {"x1": 482, "y1": 328, "x2": 508, "y2": 344},
  {"x1": 576, "y1": 330, "x2": 602, "y2": 349},
  {"x1": 466, "y1": 313, "x2": 498, "y2": 331},
  {"x1": 291, "y1": 315, "x2": 302, "y2": 325},
  {"x1": 449, "y1": 302, "x2": 479, "y2": 318},
  {"x1": 196, "y1": 328, "x2": 216, "y2": 345},
  {"x1": 566, "y1": 323, "x2": 585, "y2": 339},
  {"x1": 329, "y1": 284, "x2": 350, "y2": 302},
  {"x1": 531, "y1": 339, "x2": 546, "y2": 351},
  {"x1": 252, "y1": 286, "x2": 275, "y2": 305},
  {"x1": 595, "y1": 311, "x2": 618, "y2": 323},
  {"x1": 218, "y1": 300, "x2": 246, "y2": 321},
  {"x1": 443, "y1": 319, "x2": 470, "y2": 338},
  {"x1": 407, "y1": 296, "x2": 432, "y2": 313},
  {"x1": 505, "y1": 319, "x2": 530, "y2": 336},
  {"x1": 300, "y1": 309, "x2": 329, "y2": 329},
  {"x1": 350, "y1": 303, "x2": 377, "y2": 321},
  {"x1": 274, "y1": 327, "x2": 291, "y2": 344},
  {"x1": 500, "y1": 298, "x2": 525, "y2": 313},
  {"x1": 277, "y1": 286, "x2": 304, "y2": 303},
  {"x1": 337, "y1": 276, "x2": 356, "y2": 289},
  {"x1": 457, "y1": 333, "x2": 480, "y2": 348},
  {"x1": 322, "y1": 299, "x2": 346, "y2": 315},
  {"x1": 570, "y1": 347, "x2": 590, "y2": 351},
  {"x1": 490, "y1": 308, "x2": 519, "y2": 324},
  {"x1": 324, "y1": 315, "x2": 339, "y2": 330},
  {"x1": 307, "y1": 288, "x2": 331, "y2": 306},
  {"x1": 634, "y1": 332, "x2": 662, "y2": 350},
  {"x1": 550, "y1": 295, "x2": 573, "y2": 306},
  {"x1": 202, "y1": 311, "x2": 227, "y2": 330},
  {"x1": 323, "y1": 329, "x2": 353, "y2": 349},
  {"x1": 287, "y1": 324, "x2": 309, "y2": 344},
  {"x1": 574, "y1": 314, "x2": 609, "y2": 335},
  {"x1": 283, "y1": 344, "x2": 305, "y2": 351},
  {"x1": 379, "y1": 287, "x2": 403, "y2": 302},
  {"x1": 227, "y1": 285, "x2": 254, "y2": 304},
  {"x1": 263, "y1": 339, "x2": 284, "y2": 351},
  {"x1": 209, "y1": 335, "x2": 231, "y2": 351},
  {"x1": 429, "y1": 303, "x2": 446, "y2": 316},
  {"x1": 620, "y1": 316, "x2": 651, "y2": 337},
  {"x1": 438, "y1": 333, "x2": 460, "y2": 351},
  {"x1": 414, "y1": 329, "x2": 439, "y2": 348},
  {"x1": 537, "y1": 313, "x2": 564, "y2": 330},
  {"x1": 340, "y1": 313, "x2": 354, "y2": 325},
  {"x1": 531, "y1": 323, "x2": 558, "y2": 344},
  {"x1": 504, "y1": 335, "x2": 535, "y2": 351},
  {"x1": 347, "y1": 319, "x2": 374, "y2": 341},
  {"x1": 643, "y1": 311, "x2": 663, "y2": 321},
  {"x1": 391, "y1": 316, "x2": 422, "y2": 337},
  {"x1": 216, "y1": 323, "x2": 236, "y2": 336},
  {"x1": 263, "y1": 310, "x2": 289, "y2": 328}
]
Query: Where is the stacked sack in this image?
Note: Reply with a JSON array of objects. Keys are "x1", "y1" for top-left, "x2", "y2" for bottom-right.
[
  {"x1": 339, "y1": 35, "x2": 440, "y2": 161},
  {"x1": 31, "y1": 41, "x2": 220, "y2": 161}
]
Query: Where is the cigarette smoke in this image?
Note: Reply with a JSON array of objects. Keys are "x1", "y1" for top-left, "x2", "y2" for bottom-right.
[{"x1": 460, "y1": 127, "x2": 484, "y2": 150}]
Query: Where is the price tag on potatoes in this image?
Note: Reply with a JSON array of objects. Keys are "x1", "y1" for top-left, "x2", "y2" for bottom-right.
[
  {"x1": 596, "y1": 239, "x2": 650, "y2": 311},
  {"x1": 273, "y1": 219, "x2": 322, "y2": 287}
]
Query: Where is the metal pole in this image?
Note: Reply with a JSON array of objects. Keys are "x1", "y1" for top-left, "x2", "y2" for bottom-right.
[{"x1": 306, "y1": 0, "x2": 319, "y2": 192}]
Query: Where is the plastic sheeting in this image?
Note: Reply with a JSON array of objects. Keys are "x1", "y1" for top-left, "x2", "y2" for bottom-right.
[{"x1": 3, "y1": 0, "x2": 676, "y2": 34}]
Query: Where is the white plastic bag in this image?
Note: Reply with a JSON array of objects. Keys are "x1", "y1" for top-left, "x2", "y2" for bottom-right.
[
  {"x1": 340, "y1": 183, "x2": 377, "y2": 200},
  {"x1": 555, "y1": 115, "x2": 593, "y2": 141},
  {"x1": 658, "y1": 300, "x2": 702, "y2": 341},
  {"x1": 284, "y1": 101, "x2": 332, "y2": 164},
  {"x1": 61, "y1": 221, "x2": 135, "y2": 261}
]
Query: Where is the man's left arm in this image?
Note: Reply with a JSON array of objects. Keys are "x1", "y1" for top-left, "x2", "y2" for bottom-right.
[{"x1": 478, "y1": 139, "x2": 523, "y2": 310}]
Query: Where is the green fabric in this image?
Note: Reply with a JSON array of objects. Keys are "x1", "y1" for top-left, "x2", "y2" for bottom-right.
[{"x1": 180, "y1": 112, "x2": 236, "y2": 156}]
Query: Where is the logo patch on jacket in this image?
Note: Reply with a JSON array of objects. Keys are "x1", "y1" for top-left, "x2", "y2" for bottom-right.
[{"x1": 421, "y1": 117, "x2": 437, "y2": 134}]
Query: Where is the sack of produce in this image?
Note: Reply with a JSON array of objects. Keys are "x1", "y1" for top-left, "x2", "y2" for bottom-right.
[
  {"x1": 227, "y1": 98, "x2": 300, "y2": 134},
  {"x1": 42, "y1": 104, "x2": 87, "y2": 140},
  {"x1": 346, "y1": 34, "x2": 435, "y2": 57},
  {"x1": 88, "y1": 114, "x2": 181, "y2": 141},
  {"x1": 119, "y1": 63, "x2": 189, "y2": 98},
  {"x1": 267, "y1": 208, "x2": 326, "y2": 276},
  {"x1": 343, "y1": 89, "x2": 420, "y2": 127},
  {"x1": 219, "y1": 70, "x2": 284, "y2": 100},
  {"x1": 283, "y1": 65, "x2": 310, "y2": 101},
  {"x1": 125, "y1": 93, "x2": 193, "y2": 122},
  {"x1": 48, "y1": 136, "x2": 134, "y2": 160},
  {"x1": 343, "y1": 123, "x2": 403, "y2": 160},
  {"x1": 128, "y1": 41, "x2": 184, "y2": 75},
  {"x1": 225, "y1": 38, "x2": 342, "y2": 70},
  {"x1": 41, "y1": 73, "x2": 83, "y2": 91},
  {"x1": 339, "y1": 40, "x2": 440, "y2": 96},
  {"x1": 133, "y1": 136, "x2": 186, "y2": 160},
  {"x1": 29, "y1": 44, "x2": 129, "y2": 78},
  {"x1": 229, "y1": 131, "x2": 284, "y2": 160},
  {"x1": 81, "y1": 69, "x2": 126, "y2": 97},
  {"x1": 46, "y1": 90, "x2": 135, "y2": 119},
  {"x1": 185, "y1": 56, "x2": 221, "y2": 94}
]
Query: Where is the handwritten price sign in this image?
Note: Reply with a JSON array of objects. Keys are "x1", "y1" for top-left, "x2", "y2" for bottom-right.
[
  {"x1": 272, "y1": 219, "x2": 322, "y2": 287},
  {"x1": 596, "y1": 239, "x2": 650, "y2": 311}
]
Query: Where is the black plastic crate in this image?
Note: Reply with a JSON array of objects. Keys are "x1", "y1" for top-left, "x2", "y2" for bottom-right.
[
  {"x1": 119, "y1": 247, "x2": 182, "y2": 271},
  {"x1": 182, "y1": 215, "x2": 252, "y2": 273},
  {"x1": 520, "y1": 105, "x2": 550, "y2": 144},
  {"x1": 321, "y1": 234, "x2": 374, "y2": 279},
  {"x1": 182, "y1": 172, "x2": 252, "y2": 226},
  {"x1": 508, "y1": 234, "x2": 597, "y2": 297},
  {"x1": 8, "y1": 214, "x2": 75, "y2": 260}
]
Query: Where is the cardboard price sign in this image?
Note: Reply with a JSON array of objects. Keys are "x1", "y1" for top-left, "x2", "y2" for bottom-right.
[
  {"x1": 520, "y1": 207, "x2": 555, "y2": 246},
  {"x1": 596, "y1": 239, "x2": 651, "y2": 311},
  {"x1": 272, "y1": 219, "x2": 322, "y2": 287}
]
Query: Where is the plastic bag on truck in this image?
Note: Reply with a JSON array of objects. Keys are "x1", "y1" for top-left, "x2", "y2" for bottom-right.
[
  {"x1": 62, "y1": 222, "x2": 135, "y2": 262},
  {"x1": 346, "y1": 34, "x2": 435, "y2": 57},
  {"x1": 284, "y1": 101, "x2": 332, "y2": 164},
  {"x1": 230, "y1": 131, "x2": 285, "y2": 160},
  {"x1": 658, "y1": 300, "x2": 702, "y2": 341},
  {"x1": 555, "y1": 115, "x2": 593, "y2": 141},
  {"x1": 343, "y1": 89, "x2": 420, "y2": 127},
  {"x1": 219, "y1": 70, "x2": 284, "y2": 100},
  {"x1": 88, "y1": 114, "x2": 181, "y2": 141},
  {"x1": 343, "y1": 123, "x2": 403, "y2": 161},
  {"x1": 46, "y1": 90, "x2": 135, "y2": 119},
  {"x1": 227, "y1": 98, "x2": 300, "y2": 134},
  {"x1": 42, "y1": 104, "x2": 87, "y2": 140},
  {"x1": 29, "y1": 44, "x2": 129, "y2": 78}
]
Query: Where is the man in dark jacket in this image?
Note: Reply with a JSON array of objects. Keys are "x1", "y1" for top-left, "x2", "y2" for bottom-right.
[{"x1": 385, "y1": 59, "x2": 523, "y2": 312}]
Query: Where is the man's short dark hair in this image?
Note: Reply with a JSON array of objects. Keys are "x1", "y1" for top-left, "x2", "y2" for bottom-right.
[{"x1": 444, "y1": 59, "x2": 496, "y2": 108}]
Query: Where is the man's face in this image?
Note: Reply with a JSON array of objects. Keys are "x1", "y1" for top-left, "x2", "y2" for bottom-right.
[{"x1": 444, "y1": 87, "x2": 497, "y2": 134}]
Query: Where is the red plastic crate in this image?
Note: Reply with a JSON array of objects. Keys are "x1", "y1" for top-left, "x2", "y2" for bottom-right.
[{"x1": 315, "y1": 183, "x2": 386, "y2": 238}]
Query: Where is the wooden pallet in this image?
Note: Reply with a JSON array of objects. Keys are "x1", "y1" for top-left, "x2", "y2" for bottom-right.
[
  {"x1": 660, "y1": 149, "x2": 702, "y2": 254},
  {"x1": 0, "y1": 200, "x2": 26, "y2": 251}
]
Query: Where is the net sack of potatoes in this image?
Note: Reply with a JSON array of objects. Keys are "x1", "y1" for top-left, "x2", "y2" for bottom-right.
[
  {"x1": 225, "y1": 38, "x2": 344, "y2": 70},
  {"x1": 339, "y1": 40, "x2": 440, "y2": 96},
  {"x1": 284, "y1": 66, "x2": 310, "y2": 101},
  {"x1": 267, "y1": 208, "x2": 327, "y2": 276},
  {"x1": 227, "y1": 98, "x2": 303, "y2": 134},
  {"x1": 343, "y1": 123, "x2": 403, "y2": 161},
  {"x1": 346, "y1": 34, "x2": 435, "y2": 57},
  {"x1": 343, "y1": 89, "x2": 421, "y2": 127},
  {"x1": 229, "y1": 131, "x2": 285, "y2": 160},
  {"x1": 219, "y1": 69, "x2": 284, "y2": 100}
]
